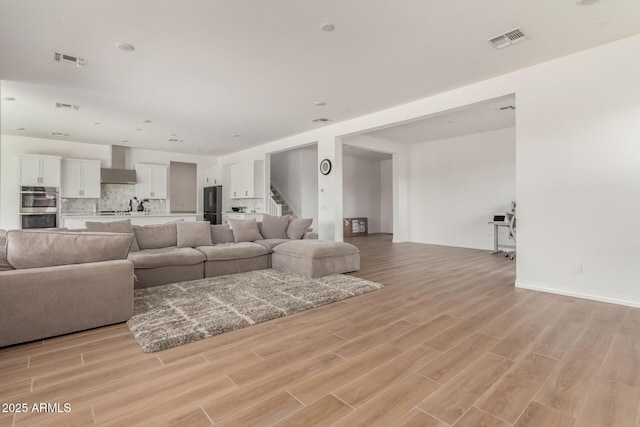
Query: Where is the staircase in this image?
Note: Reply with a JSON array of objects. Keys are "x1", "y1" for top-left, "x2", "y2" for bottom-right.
[{"x1": 270, "y1": 184, "x2": 296, "y2": 218}]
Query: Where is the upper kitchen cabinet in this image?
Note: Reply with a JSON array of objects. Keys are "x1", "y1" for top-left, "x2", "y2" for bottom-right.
[
  {"x1": 230, "y1": 160, "x2": 263, "y2": 199},
  {"x1": 135, "y1": 164, "x2": 168, "y2": 199},
  {"x1": 203, "y1": 165, "x2": 223, "y2": 186},
  {"x1": 61, "y1": 159, "x2": 101, "y2": 198},
  {"x1": 20, "y1": 155, "x2": 61, "y2": 187}
]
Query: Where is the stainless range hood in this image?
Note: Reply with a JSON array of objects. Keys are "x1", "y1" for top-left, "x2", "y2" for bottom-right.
[{"x1": 100, "y1": 145, "x2": 137, "y2": 184}]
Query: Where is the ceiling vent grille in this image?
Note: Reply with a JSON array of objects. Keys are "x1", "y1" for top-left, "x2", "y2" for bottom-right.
[
  {"x1": 52, "y1": 52, "x2": 87, "y2": 68},
  {"x1": 487, "y1": 28, "x2": 527, "y2": 50},
  {"x1": 311, "y1": 117, "x2": 331, "y2": 123},
  {"x1": 50, "y1": 131, "x2": 70, "y2": 137},
  {"x1": 55, "y1": 102, "x2": 80, "y2": 111},
  {"x1": 497, "y1": 105, "x2": 516, "y2": 111}
]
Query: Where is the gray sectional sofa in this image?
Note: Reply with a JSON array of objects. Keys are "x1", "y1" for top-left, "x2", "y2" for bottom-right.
[{"x1": 0, "y1": 214, "x2": 360, "y2": 347}]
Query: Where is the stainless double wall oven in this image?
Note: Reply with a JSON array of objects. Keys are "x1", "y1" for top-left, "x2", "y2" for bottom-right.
[{"x1": 20, "y1": 186, "x2": 59, "y2": 229}]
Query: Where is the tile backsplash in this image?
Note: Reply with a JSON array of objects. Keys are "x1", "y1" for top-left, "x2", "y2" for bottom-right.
[
  {"x1": 61, "y1": 184, "x2": 167, "y2": 213},
  {"x1": 229, "y1": 198, "x2": 264, "y2": 213}
]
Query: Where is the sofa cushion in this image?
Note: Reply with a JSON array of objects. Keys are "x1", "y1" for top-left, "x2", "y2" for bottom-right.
[
  {"x1": 287, "y1": 217, "x2": 313, "y2": 240},
  {"x1": 273, "y1": 240, "x2": 359, "y2": 259},
  {"x1": 177, "y1": 221, "x2": 213, "y2": 248},
  {"x1": 133, "y1": 221, "x2": 180, "y2": 249},
  {"x1": 127, "y1": 247, "x2": 206, "y2": 269},
  {"x1": 211, "y1": 224, "x2": 234, "y2": 244},
  {"x1": 229, "y1": 219, "x2": 263, "y2": 243},
  {"x1": 6, "y1": 231, "x2": 133, "y2": 269},
  {"x1": 86, "y1": 219, "x2": 139, "y2": 251},
  {"x1": 254, "y1": 239, "x2": 289, "y2": 251},
  {"x1": 196, "y1": 242, "x2": 269, "y2": 261},
  {"x1": 260, "y1": 214, "x2": 291, "y2": 239}
]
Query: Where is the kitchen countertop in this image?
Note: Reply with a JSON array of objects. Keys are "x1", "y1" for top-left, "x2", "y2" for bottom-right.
[{"x1": 61, "y1": 212, "x2": 197, "y2": 218}]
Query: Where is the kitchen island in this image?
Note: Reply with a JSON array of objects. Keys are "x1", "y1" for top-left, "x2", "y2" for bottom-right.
[{"x1": 61, "y1": 212, "x2": 198, "y2": 229}]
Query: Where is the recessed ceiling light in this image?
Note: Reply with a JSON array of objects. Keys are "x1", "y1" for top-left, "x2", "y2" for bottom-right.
[
  {"x1": 1, "y1": 96, "x2": 15, "y2": 101},
  {"x1": 195, "y1": 149, "x2": 203, "y2": 152},
  {"x1": 15, "y1": 127, "x2": 25, "y2": 131},
  {"x1": 134, "y1": 128, "x2": 142, "y2": 131},
  {"x1": 311, "y1": 117, "x2": 331, "y2": 123},
  {"x1": 91, "y1": 121, "x2": 101, "y2": 125},
  {"x1": 140, "y1": 119, "x2": 152, "y2": 124},
  {"x1": 320, "y1": 23, "x2": 335, "y2": 32},
  {"x1": 116, "y1": 42, "x2": 135, "y2": 52},
  {"x1": 231, "y1": 134, "x2": 240, "y2": 138},
  {"x1": 314, "y1": 101, "x2": 327, "y2": 107}
]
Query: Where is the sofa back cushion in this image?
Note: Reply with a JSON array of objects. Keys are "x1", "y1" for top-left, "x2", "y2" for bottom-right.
[
  {"x1": 228, "y1": 218, "x2": 263, "y2": 243},
  {"x1": 287, "y1": 217, "x2": 313, "y2": 239},
  {"x1": 177, "y1": 221, "x2": 213, "y2": 248},
  {"x1": 260, "y1": 214, "x2": 291, "y2": 239},
  {"x1": 133, "y1": 221, "x2": 180, "y2": 249},
  {"x1": 86, "y1": 219, "x2": 139, "y2": 251},
  {"x1": 5, "y1": 230, "x2": 133, "y2": 269},
  {"x1": 210, "y1": 224, "x2": 234, "y2": 243}
]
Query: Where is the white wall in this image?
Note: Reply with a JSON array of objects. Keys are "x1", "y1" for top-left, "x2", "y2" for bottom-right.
[
  {"x1": 0, "y1": 135, "x2": 217, "y2": 230},
  {"x1": 343, "y1": 155, "x2": 383, "y2": 233},
  {"x1": 408, "y1": 127, "x2": 516, "y2": 250},
  {"x1": 270, "y1": 145, "x2": 318, "y2": 226},
  {"x1": 380, "y1": 159, "x2": 393, "y2": 233}
]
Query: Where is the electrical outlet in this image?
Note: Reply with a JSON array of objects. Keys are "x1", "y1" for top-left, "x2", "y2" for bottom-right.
[{"x1": 574, "y1": 264, "x2": 583, "y2": 275}]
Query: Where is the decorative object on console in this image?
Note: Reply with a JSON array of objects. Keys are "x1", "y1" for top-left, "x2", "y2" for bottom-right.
[{"x1": 127, "y1": 269, "x2": 383, "y2": 352}]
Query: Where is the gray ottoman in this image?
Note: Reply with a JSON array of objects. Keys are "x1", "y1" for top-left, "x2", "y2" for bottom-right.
[{"x1": 271, "y1": 240, "x2": 360, "y2": 278}]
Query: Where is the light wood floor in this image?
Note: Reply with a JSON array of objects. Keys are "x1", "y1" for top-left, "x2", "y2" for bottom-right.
[{"x1": 1, "y1": 234, "x2": 639, "y2": 426}]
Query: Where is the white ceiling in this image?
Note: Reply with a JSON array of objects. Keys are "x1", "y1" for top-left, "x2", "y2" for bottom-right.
[
  {"x1": 364, "y1": 94, "x2": 516, "y2": 144},
  {"x1": 1, "y1": 0, "x2": 639, "y2": 156}
]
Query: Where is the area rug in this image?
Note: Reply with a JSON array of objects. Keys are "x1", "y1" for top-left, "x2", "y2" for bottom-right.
[{"x1": 128, "y1": 269, "x2": 383, "y2": 353}]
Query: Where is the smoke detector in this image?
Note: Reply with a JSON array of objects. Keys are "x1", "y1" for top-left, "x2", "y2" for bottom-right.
[
  {"x1": 52, "y1": 52, "x2": 87, "y2": 68},
  {"x1": 487, "y1": 28, "x2": 527, "y2": 50},
  {"x1": 55, "y1": 102, "x2": 80, "y2": 111}
]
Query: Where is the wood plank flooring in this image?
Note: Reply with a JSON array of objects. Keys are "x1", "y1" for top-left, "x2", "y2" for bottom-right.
[{"x1": 1, "y1": 234, "x2": 639, "y2": 426}]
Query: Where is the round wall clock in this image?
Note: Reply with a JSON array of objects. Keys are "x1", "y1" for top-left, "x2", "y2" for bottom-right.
[{"x1": 320, "y1": 159, "x2": 332, "y2": 175}]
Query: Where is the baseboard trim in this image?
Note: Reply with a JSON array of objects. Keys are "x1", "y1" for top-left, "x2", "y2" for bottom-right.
[{"x1": 515, "y1": 280, "x2": 640, "y2": 308}]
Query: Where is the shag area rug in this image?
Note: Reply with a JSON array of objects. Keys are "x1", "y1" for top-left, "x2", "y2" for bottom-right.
[{"x1": 128, "y1": 269, "x2": 383, "y2": 352}]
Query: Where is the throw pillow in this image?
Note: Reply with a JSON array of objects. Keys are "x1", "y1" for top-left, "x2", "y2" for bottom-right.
[
  {"x1": 177, "y1": 221, "x2": 213, "y2": 247},
  {"x1": 0, "y1": 230, "x2": 12, "y2": 271},
  {"x1": 86, "y1": 219, "x2": 139, "y2": 251},
  {"x1": 210, "y1": 224, "x2": 234, "y2": 243},
  {"x1": 260, "y1": 214, "x2": 291, "y2": 239},
  {"x1": 287, "y1": 217, "x2": 313, "y2": 239},
  {"x1": 228, "y1": 218, "x2": 263, "y2": 243},
  {"x1": 133, "y1": 220, "x2": 182, "y2": 249}
]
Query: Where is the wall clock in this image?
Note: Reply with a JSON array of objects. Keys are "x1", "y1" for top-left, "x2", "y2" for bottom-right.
[{"x1": 319, "y1": 159, "x2": 332, "y2": 175}]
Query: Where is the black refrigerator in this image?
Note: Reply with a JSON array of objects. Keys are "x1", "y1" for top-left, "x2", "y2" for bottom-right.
[{"x1": 203, "y1": 186, "x2": 222, "y2": 224}]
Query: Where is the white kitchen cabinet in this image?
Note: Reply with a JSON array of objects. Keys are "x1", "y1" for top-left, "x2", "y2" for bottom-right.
[
  {"x1": 229, "y1": 160, "x2": 263, "y2": 199},
  {"x1": 135, "y1": 164, "x2": 168, "y2": 199},
  {"x1": 222, "y1": 212, "x2": 263, "y2": 225},
  {"x1": 61, "y1": 159, "x2": 101, "y2": 198},
  {"x1": 203, "y1": 165, "x2": 223, "y2": 186},
  {"x1": 20, "y1": 155, "x2": 61, "y2": 186}
]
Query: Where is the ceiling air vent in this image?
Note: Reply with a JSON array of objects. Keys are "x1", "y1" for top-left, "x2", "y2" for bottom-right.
[
  {"x1": 497, "y1": 105, "x2": 516, "y2": 111},
  {"x1": 311, "y1": 117, "x2": 331, "y2": 123},
  {"x1": 50, "y1": 131, "x2": 70, "y2": 137},
  {"x1": 55, "y1": 102, "x2": 80, "y2": 111},
  {"x1": 487, "y1": 28, "x2": 527, "y2": 50},
  {"x1": 52, "y1": 52, "x2": 87, "y2": 68},
  {"x1": 167, "y1": 138, "x2": 183, "y2": 143}
]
